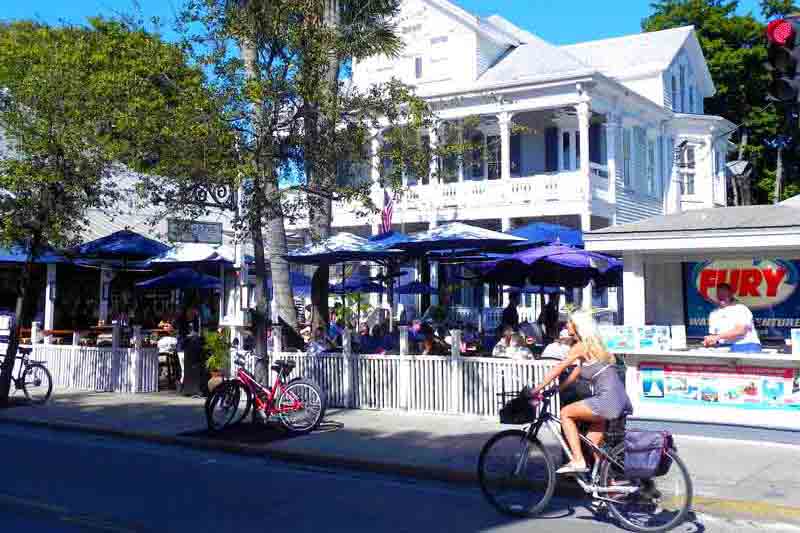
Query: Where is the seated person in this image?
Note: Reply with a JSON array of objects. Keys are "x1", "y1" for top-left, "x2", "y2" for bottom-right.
[
  {"x1": 492, "y1": 326, "x2": 515, "y2": 357},
  {"x1": 541, "y1": 328, "x2": 575, "y2": 360},
  {"x1": 507, "y1": 334, "x2": 533, "y2": 360},
  {"x1": 307, "y1": 329, "x2": 334, "y2": 356},
  {"x1": 300, "y1": 326, "x2": 312, "y2": 346},
  {"x1": 356, "y1": 323, "x2": 376, "y2": 353},
  {"x1": 420, "y1": 324, "x2": 449, "y2": 355},
  {"x1": 519, "y1": 320, "x2": 544, "y2": 346}
]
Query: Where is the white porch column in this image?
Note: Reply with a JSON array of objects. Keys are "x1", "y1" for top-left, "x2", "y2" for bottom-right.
[
  {"x1": 428, "y1": 124, "x2": 439, "y2": 184},
  {"x1": 580, "y1": 214, "x2": 593, "y2": 310},
  {"x1": 99, "y1": 266, "x2": 113, "y2": 325},
  {"x1": 606, "y1": 114, "x2": 620, "y2": 203},
  {"x1": 498, "y1": 112, "x2": 514, "y2": 180},
  {"x1": 44, "y1": 264, "x2": 56, "y2": 342},
  {"x1": 576, "y1": 102, "x2": 591, "y2": 197},
  {"x1": 622, "y1": 253, "x2": 646, "y2": 326},
  {"x1": 501, "y1": 217, "x2": 512, "y2": 232}
]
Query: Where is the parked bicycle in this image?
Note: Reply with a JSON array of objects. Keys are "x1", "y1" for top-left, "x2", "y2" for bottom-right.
[
  {"x1": 205, "y1": 351, "x2": 326, "y2": 435},
  {"x1": 478, "y1": 387, "x2": 692, "y2": 533},
  {"x1": 2, "y1": 346, "x2": 53, "y2": 404}
]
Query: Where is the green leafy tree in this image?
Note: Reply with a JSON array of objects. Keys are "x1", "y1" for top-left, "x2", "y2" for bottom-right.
[
  {"x1": 643, "y1": 0, "x2": 800, "y2": 203},
  {"x1": 0, "y1": 19, "x2": 222, "y2": 404}
]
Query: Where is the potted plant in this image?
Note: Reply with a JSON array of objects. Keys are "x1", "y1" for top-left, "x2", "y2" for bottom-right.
[{"x1": 204, "y1": 329, "x2": 230, "y2": 393}]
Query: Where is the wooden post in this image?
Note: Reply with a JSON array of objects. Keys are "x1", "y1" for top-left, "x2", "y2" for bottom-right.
[
  {"x1": 342, "y1": 327, "x2": 353, "y2": 408},
  {"x1": 71, "y1": 331, "x2": 80, "y2": 390},
  {"x1": 131, "y1": 326, "x2": 141, "y2": 393},
  {"x1": 450, "y1": 329, "x2": 462, "y2": 414},
  {"x1": 272, "y1": 325, "x2": 283, "y2": 355},
  {"x1": 399, "y1": 326, "x2": 410, "y2": 410}
]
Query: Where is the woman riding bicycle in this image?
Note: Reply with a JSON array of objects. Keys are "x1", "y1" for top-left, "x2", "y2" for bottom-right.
[{"x1": 530, "y1": 310, "x2": 631, "y2": 475}]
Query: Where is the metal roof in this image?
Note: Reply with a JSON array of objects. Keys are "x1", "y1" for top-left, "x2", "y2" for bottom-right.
[{"x1": 586, "y1": 204, "x2": 800, "y2": 239}]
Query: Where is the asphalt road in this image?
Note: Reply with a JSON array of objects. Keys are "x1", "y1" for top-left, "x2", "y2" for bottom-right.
[{"x1": 0, "y1": 423, "x2": 791, "y2": 533}]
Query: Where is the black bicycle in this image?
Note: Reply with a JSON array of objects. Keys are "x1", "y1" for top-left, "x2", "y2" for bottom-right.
[
  {"x1": 478, "y1": 388, "x2": 692, "y2": 533},
  {"x1": 3, "y1": 346, "x2": 53, "y2": 404}
]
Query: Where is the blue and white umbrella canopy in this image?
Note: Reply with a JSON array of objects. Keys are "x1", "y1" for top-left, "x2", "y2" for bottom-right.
[
  {"x1": 147, "y1": 243, "x2": 238, "y2": 265},
  {"x1": 136, "y1": 268, "x2": 221, "y2": 290},
  {"x1": 396, "y1": 222, "x2": 524, "y2": 254},
  {"x1": 285, "y1": 232, "x2": 403, "y2": 265},
  {"x1": 73, "y1": 230, "x2": 169, "y2": 260},
  {"x1": 395, "y1": 280, "x2": 435, "y2": 295},
  {"x1": 507, "y1": 222, "x2": 583, "y2": 248}
]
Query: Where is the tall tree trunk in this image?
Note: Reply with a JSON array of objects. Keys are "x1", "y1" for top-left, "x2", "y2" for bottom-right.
[
  {"x1": 307, "y1": 0, "x2": 340, "y2": 337},
  {"x1": 0, "y1": 237, "x2": 41, "y2": 405},
  {"x1": 775, "y1": 145, "x2": 784, "y2": 204},
  {"x1": 240, "y1": 40, "x2": 297, "y2": 346}
]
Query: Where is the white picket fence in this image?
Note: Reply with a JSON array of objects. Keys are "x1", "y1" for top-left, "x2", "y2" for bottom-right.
[
  {"x1": 232, "y1": 327, "x2": 560, "y2": 418},
  {"x1": 13, "y1": 344, "x2": 159, "y2": 394}
]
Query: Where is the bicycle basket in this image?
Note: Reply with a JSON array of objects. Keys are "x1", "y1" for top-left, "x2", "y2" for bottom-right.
[{"x1": 498, "y1": 391, "x2": 535, "y2": 425}]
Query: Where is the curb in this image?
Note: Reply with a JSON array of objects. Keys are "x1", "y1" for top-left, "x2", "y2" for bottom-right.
[{"x1": 2, "y1": 415, "x2": 799, "y2": 525}]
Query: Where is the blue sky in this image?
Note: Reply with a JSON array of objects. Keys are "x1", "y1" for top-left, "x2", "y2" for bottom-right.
[{"x1": 0, "y1": 0, "x2": 769, "y2": 45}]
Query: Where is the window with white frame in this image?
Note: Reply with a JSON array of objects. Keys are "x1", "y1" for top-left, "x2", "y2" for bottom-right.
[
  {"x1": 647, "y1": 140, "x2": 656, "y2": 196},
  {"x1": 633, "y1": 127, "x2": 647, "y2": 191},
  {"x1": 680, "y1": 145, "x2": 696, "y2": 195},
  {"x1": 563, "y1": 132, "x2": 571, "y2": 170},
  {"x1": 430, "y1": 36, "x2": 448, "y2": 45},
  {"x1": 622, "y1": 129, "x2": 632, "y2": 188},
  {"x1": 689, "y1": 86, "x2": 695, "y2": 113},
  {"x1": 414, "y1": 57, "x2": 423, "y2": 79}
]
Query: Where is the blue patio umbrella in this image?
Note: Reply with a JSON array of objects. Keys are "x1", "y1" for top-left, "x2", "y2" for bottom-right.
[
  {"x1": 394, "y1": 222, "x2": 524, "y2": 255},
  {"x1": 136, "y1": 268, "x2": 221, "y2": 290},
  {"x1": 0, "y1": 245, "x2": 67, "y2": 264},
  {"x1": 285, "y1": 232, "x2": 404, "y2": 265},
  {"x1": 508, "y1": 222, "x2": 583, "y2": 248},
  {"x1": 147, "y1": 243, "x2": 240, "y2": 265},
  {"x1": 74, "y1": 230, "x2": 169, "y2": 260},
  {"x1": 267, "y1": 272, "x2": 312, "y2": 297},
  {"x1": 330, "y1": 275, "x2": 384, "y2": 295},
  {"x1": 473, "y1": 244, "x2": 621, "y2": 289},
  {"x1": 395, "y1": 280, "x2": 435, "y2": 295}
]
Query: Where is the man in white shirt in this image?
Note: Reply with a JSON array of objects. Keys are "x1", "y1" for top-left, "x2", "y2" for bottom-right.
[{"x1": 704, "y1": 283, "x2": 761, "y2": 353}]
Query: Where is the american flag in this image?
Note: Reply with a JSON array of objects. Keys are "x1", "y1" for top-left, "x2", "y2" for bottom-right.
[{"x1": 380, "y1": 189, "x2": 394, "y2": 233}]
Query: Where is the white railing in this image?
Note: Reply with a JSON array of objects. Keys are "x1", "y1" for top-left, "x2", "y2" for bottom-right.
[
  {"x1": 14, "y1": 344, "x2": 159, "y2": 394},
  {"x1": 245, "y1": 327, "x2": 560, "y2": 418},
  {"x1": 390, "y1": 172, "x2": 587, "y2": 211},
  {"x1": 448, "y1": 307, "x2": 539, "y2": 332}
]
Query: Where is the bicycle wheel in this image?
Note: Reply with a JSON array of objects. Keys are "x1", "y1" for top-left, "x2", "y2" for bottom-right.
[
  {"x1": 276, "y1": 377, "x2": 326, "y2": 434},
  {"x1": 226, "y1": 380, "x2": 252, "y2": 427},
  {"x1": 22, "y1": 364, "x2": 52, "y2": 404},
  {"x1": 205, "y1": 381, "x2": 240, "y2": 432},
  {"x1": 478, "y1": 429, "x2": 556, "y2": 517},
  {"x1": 600, "y1": 443, "x2": 693, "y2": 533}
]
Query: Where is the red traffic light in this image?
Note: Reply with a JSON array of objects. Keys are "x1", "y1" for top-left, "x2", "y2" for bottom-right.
[{"x1": 767, "y1": 19, "x2": 796, "y2": 46}]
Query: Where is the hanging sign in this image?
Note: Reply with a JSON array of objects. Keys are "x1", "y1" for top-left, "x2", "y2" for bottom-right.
[{"x1": 167, "y1": 219, "x2": 223, "y2": 244}]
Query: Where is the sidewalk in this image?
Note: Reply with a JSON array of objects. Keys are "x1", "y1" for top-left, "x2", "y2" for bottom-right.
[{"x1": 1, "y1": 391, "x2": 799, "y2": 525}]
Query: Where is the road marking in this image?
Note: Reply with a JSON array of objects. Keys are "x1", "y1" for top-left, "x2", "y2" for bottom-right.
[{"x1": 674, "y1": 434, "x2": 800, "y2": 450}]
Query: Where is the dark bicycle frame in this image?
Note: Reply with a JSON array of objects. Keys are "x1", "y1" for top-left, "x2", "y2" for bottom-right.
[
  {"x1": 4, "y1": 346, "x2": 46, "y2": 390},
  {"x1": 520, "y1": 388, "x2": 637, "y2": 501}
]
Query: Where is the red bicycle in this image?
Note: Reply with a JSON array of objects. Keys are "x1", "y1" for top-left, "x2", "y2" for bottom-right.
[{"x1": 206, "y1": 352, "x2": 326, "y2": 434}]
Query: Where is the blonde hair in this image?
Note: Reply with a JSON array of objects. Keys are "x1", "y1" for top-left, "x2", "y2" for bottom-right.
[{"x1": 568, "y1": 310, "x2": 615, "y2": 365}]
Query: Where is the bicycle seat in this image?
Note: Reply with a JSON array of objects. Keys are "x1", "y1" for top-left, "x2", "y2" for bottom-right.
[{"x1": 271, "y1": 359, "x2": 296, "y2": 373}]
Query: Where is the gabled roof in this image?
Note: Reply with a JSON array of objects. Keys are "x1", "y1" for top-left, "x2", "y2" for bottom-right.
[
  {"x1": 425, "y1": 0, "x2": 518, "y2": 46},
  {"x1": 477, "y1": 15, "x2": 594, "y2": 85},
  {"x1": 587, "y1": 204, "x2": 800, "y2": 237},
  {"x1": 561, "y1": 26, "x2": 714, "y2": 96}
]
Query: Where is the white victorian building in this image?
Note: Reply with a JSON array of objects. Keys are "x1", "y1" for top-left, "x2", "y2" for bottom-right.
[{"x1": 332, "y1": 0, "x2": 732, "y2": 238}]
